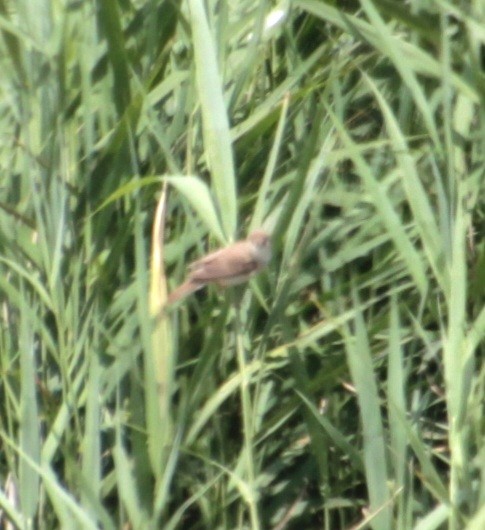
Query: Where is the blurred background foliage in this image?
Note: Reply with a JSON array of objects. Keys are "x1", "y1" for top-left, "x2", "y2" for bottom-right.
[{"x1": 0, "y1": 0, "x2": 484, "y2": 529}]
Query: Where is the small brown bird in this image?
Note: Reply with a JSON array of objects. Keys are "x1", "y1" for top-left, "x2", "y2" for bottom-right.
[{"x1": 167, "y1": 229, "x2": 271, "y2": 305}]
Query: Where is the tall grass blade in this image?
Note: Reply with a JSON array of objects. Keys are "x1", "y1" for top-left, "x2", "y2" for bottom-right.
[
  {"x1": 342, "y1": 285, "x2": 392, "y2": 530},
  {"x1": 188, "y1": 0, "x2": 237, "y2": 238}
]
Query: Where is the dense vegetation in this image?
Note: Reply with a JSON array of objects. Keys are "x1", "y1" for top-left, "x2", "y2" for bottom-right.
[{"x1": 0, "y1": 0, "x2": 484, "y2": 529}]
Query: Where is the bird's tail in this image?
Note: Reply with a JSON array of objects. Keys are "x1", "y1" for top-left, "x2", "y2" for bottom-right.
[{"x1": 167, "y1": 280, "x2": 203, "y2": 305}]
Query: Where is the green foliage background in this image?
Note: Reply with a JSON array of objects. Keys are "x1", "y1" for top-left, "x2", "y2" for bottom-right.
[{"x1": 0, "y1": 0, "x2": 484, "y2": 529}]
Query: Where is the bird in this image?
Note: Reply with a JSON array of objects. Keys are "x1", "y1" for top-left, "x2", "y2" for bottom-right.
[{"x1": 167, "y1": 229, "x2": 271, "y2": 305}]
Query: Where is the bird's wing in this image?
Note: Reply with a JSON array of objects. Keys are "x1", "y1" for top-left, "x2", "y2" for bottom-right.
[{"x1": 188, "y1": 242, "x2": 258, "y2": 282}]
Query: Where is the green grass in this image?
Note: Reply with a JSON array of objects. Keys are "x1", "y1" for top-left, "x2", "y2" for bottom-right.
[{"x1": 0, "y1": 0, "x2": 484, "y2": 529}]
